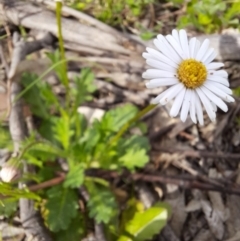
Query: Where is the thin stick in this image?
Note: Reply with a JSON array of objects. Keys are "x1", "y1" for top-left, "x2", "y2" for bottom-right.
[{"x1": 28, "y1": 170, "x2": 240, "y2": 196}]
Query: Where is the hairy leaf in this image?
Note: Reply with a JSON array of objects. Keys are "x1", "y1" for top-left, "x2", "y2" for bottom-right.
[{"x1": 45, "y1": 186, "x2": 78, "y2": 232}]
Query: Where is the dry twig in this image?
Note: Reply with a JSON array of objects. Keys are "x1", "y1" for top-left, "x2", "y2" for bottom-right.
[{"x1": 8, "y1": 32, "x2": 54, "y2": 241}]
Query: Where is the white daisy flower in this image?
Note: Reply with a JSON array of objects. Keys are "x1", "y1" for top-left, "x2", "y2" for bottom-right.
[{"x1": 142, "y1": 29, "x2": 235, "y2": 125}]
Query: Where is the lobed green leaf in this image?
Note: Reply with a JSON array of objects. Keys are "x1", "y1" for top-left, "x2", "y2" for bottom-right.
[
  {"x1": 64, "y1": 163, "x2": 85, "y2": 188},
  {"x1": 45, "y1": 186, "x2": 79, "y2": 232},
  {"x1": 87, "y1": 182, "x2": 118, "y2": 224}
]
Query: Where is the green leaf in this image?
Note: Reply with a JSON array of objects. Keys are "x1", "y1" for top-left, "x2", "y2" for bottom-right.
[
  {"x1": 46, "y1": 51, "x2": 66, "y2": 85},
  {"x1": 39, "y1": 119, "x2": 55, "y2": 142},
  {"x1": 64, "y1": 163, "x2": 85, "y2": 188},
  {"x1": 54, "y1": 215, "x2": 85, "y2": 241},
  {"x1": 0, "y1": 182, "x2": 40, "y2": 200},
  {"x1": 228, "y1": 18, "x2": 239, "y2": 25},
  {"x1": 101, "y1": 104, "x2": 138, "y2": 133},
  {"x1": 40, "y1": 82, "x2": 59, "y2": 108},
  {"x1": 0, "y1": 125, "x2": 12, "y2": 149},
  {"x1": 38, "y1": 166, "x2": 55, "y2": 182},
  {"x1": 120, "y1": 135, "x2": 150, "y2": 151},
  {"x1": 120, "y1": 198, "x2": 145, "y2": 232},
  {"x1": 118, "y1": 135, "x2": 150, "y2": 170},
  {"x1": 52, "y1": 113, "x2": 74, "y2": 150},
  {"x1": 198, "y1": 13, "x2": 212, "y2": 25},
  {"x1": 31, "y1": 142, "x2": 65, "y2": 157},
  {"x1": 119, "y1": 148, "x2": 148, "y2": 171},
  {"x1": 80, "y1": 123, "x2": 101, "y2": 152},
  {"x1": 25, "y1": 142, "x2": 65, "y2": 164},
  {"x1": 225, "y1": 2, "x2": 240, "y2": 20},
  {"x1": 21, "y1": 73, "x2": 49, "y2": 119},
  {"x1": 45, "y1": 186, "x2": 79, "y2": 232},
  {"x1": 87, "y1": 182, "x2": 118, "y2": 224},
  {"x1": 118, "y1": 205, "x2": 169, "y2": 241},
  {"x1": 24, "y1": 153, "x2": 43, "y2": 167},
  {"x1": 140, "y1": 31, "x2": 155, "y2": 41},
  {"x1": 0, "y1": 199, "x2": 18, "y2": 217},
  {"x1": 71, "y1": 112, "x2": 88, "y2": 141},
  {"x1": 72, "y1": 68, "x2": 96, "y2": 107}
]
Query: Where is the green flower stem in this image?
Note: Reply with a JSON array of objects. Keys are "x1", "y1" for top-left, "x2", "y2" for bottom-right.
[
  {"x1": 55, "y1": 1, "x2": 70, "y2": 107},
  {"x1": 110, "y1": 104, "x2": 157, "y2": 144}
]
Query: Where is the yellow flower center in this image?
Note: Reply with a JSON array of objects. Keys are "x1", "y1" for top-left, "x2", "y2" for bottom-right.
[{"x1": 177, "y1": 59, "x2": 207, "y2": 89}]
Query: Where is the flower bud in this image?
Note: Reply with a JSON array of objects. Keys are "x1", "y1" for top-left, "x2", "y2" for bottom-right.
[{"x1": 0, "y1": 165, "x2": 20, "y2": 182}]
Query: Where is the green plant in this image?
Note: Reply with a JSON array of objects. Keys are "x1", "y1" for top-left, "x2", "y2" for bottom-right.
[
  {"x1": 69, "y1": 0, "x2": 154, "y2": 27},
  {"x1": 176, "y1": 0, "x2": 240, "y2": 33},
  {"x1": 0, "y1": 1, "x2": 169, "y2": 240}
]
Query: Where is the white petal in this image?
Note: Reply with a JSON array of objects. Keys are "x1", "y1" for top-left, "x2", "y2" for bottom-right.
[
  {"x1": 211, "y1": 102, "x2": 217, "y2": 112},
  {"x1": 204, "y1": 50, "x2": 217, "y2": 65},
  {"x1": 142, "y1": 69, "x2": 176, "y2": 79},
  {"x1": 151, "y1": 86, "x2": 174, "y2": 104},
  {"x1": 189, "y1": 37, "x2": 196, "y2": 58},
  {"x1": 202, "y1": 48, "x2": 214, "y2": 63},
  {"x1": 209, "y1": 70, "x2": 228, "y2": 78},
  {"x1": 153, "y1": 39, "x2": 176, "y2": 63},
  {"x1": 166, "y1": 35, "x2": 185, "y2": 59},
  {"x1": 190, "y1": 91, "x2": 197, "y2": 123},
  {"x1": 146, "y1": 47, "x2": 178, "y2": 68},
  {"x1": 206, "y1": 62, "x2": 224, "y2": 70},
  {"x1": 180, "y1": 89, "x2": 192, "y2": 122},
  {"x1": 160, "y1": 83, "x2": 184, "y2": 105},
  {"x1": 200, "y1": 86, "x2": 228, "y2": 112},
  {"x1": 172, "y1": 29, "x2": 180, "y2": 44},
  {"x1": 205, "y1": 81, "x2": 232, "y2": 95},
  {"x1": 142, "y1": 52, "x2": 153, "y2": 60},
  {"x1": 146, "y1": 78, "x2": 179, "y2": 88},
  {"x1": 179, "y1": 29, "x2": 190, "y2": 58},
  {"x1": 170, "y1": 87, "x2": 186, "y2": 117},
  {"x1": 194, "y1": 39, "x2": 201, "y2": 58},
  {"x1": 156, "y1": 35, "x2": 182, "y2": 64},
  {"x1": 203, "y1": 82, "x2": 234, "y2": 103},
  {"x1": 196, "y1": 39, "x2": 210, "y2": 61},
  {"x1": 196, "y1": 88, "x2": 216, "y2": 121},
  {"x1": 195, "y1": 92, "x2": 204, "y2": 125},
  {"x1": 146, "y1": 59, "x2": 176, "y2": 72},
  {"x1": 207, "y1": 75, "x2": 229, "y2": 86}
]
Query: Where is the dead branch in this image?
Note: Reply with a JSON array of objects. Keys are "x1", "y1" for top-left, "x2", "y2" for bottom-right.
[
  {"x1": 28, "y1": 170, "x2": 240, "y2": 196},
  {"x1": 0, "y1": 1, "x2": 132, "y2": 54},
  {"x1": 153, "y1": 148, "x2": 240, "y2": 161}
]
